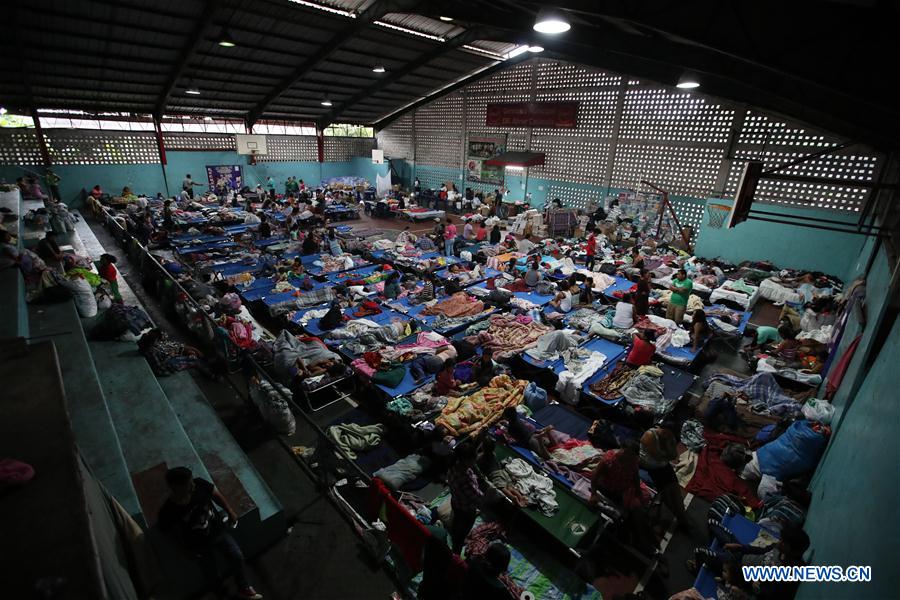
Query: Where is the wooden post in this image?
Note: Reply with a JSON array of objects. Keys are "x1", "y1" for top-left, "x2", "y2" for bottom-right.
[{"x1": 30, "y1": 109, "x2": 51, "y2": 167}]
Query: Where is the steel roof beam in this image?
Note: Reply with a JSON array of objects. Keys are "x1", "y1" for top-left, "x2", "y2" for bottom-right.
[
  {"x1": 155, "y1": 0, "x2": 220, "y2": 119},
  {"x1": 245, "y1": 0, "x2": 420, "y2": 127}
]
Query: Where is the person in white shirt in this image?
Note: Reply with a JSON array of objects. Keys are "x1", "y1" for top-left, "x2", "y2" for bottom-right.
[
  {"x1": 612, "y1": 293, "x2": 635, "y2": 329},
  {"x1": 551, "y1": 283, "x2": 577, "y2": 313},
  {"x1": 178, "y1": 188, "x2": 191, "y2": 204},
  {"x1": 244, "y1": 209, "x2": 261, "y2": 224},
  {"x1": 182, "y1": 174, "x2": 202, "y2": 199}
]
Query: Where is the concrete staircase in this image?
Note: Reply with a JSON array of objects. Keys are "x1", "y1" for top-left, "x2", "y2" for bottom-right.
[{"x1": 22, "y1": 210, "x2": 285, "y2": 599}]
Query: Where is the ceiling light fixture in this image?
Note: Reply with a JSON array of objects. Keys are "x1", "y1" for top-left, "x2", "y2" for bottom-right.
[
  {"x1": 372, "y1": 65, "x2": 386, "y2": 73},
  {"x1": 527, "y1": 44, "x2": 544, "y2": 53},
  {"x1": 374, "y1": 21, "x2": 445, "y2": 41},
  {"x1": 321, "y1": 98, "x2": 333, "y2": 106},
  {"x1": 676, "y1": 72, "x2": 701, "y2": 89},
  {"x1": 533, "y1": 7, "x2": 571, "y2": 34},
  {"x1": 439, "y1": 16, "x2": 453, "y2": 22},
  {"x1": 218, "y1": 28, "x2": 236, "y2": 47},
  {"x1": 185, "y1": 87, "x2": 201, "y2": 95}
]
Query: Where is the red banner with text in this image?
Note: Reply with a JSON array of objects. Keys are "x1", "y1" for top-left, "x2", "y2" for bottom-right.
[{"x1": 485, "y1": 101, "x2": 578, "y2": 128}]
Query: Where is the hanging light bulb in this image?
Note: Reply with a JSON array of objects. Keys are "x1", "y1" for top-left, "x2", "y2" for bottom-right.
[
  {"x1": 372, "y1": 65, "x2": 386, "y2": 73},
  {"x1": 439, "y1": 16, "x2": 453, "y2": 22},
  {"x1": 321, "y1": 98, "x2": 333, "y2": 106},
  {"x1": 527, "y1": 44, "x2": 544, "y2": 53},
  {"x1": 533, "y1": 8, "x2": 570, "y2": 34},
  {"x1": 185, "y1": 87, "x2": 201, "y2": 95}
]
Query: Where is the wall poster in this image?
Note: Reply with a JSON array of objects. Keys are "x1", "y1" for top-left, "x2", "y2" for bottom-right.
[
  {"x1": 465, "y1": 134, "x2": 506, "y2": 186},
  {"x1": 206, "y1": 165, "x2": 243, "y2": 191}
]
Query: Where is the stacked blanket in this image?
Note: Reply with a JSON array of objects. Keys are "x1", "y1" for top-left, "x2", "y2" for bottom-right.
[{"x1": 435, "y1": 375, "x2": 526, "y2": 436}]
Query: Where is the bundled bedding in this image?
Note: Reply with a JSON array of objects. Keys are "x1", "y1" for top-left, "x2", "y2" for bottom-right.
[
  {"x1": 435, "y1": 375, "x2": 527, "y2": 436},
  {"x1": 421, "y1": 291, "x2": 485, "y2": 318}
]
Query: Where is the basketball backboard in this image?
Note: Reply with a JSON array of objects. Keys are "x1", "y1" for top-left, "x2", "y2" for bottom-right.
[{"x1": 727, "y1": 160, "x2": 763, "y2": 228}]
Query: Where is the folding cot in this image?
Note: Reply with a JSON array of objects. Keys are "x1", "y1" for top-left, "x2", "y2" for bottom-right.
[
  {"x1": 693, "y1": 513, "x2": 769, "y2": 599},
  {"x1": 600, "y1": 275, "x2": 635, "y2": 300},
  {"x1": 433, "y1": 265, "x2": 502, "y2": 287},
  {"x1": 175, "y1": 238, "x2": 239, "y2": 256},
  {"x1": 239, "y1": 277, "x2": 329, "y2": 303},
  {"x1": 581, "y1": 354, "x2": 696, "y2": 412},
  {"x1": 469, "y1": 284, "x2": 557, "y2": 308},
  {"x1": 388, "y1": 295, "x2": 498, "y2": 336},
  {"x1": 522, "y1": 336, "x2": 627, "y2": 373},
  {"x1": 305, "y1": 255, "x2": 371, "y2": 276}
]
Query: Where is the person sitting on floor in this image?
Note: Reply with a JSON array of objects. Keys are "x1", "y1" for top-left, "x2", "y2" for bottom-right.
[
  {"x1": 613, "y1": 292, "x2": 635, "y2": 329},
  {"x1": 463, "y1": 542, "x2": 516, "y2": 600},
  {"x1": 502, "y1": 407, "x2": 554, "y2": 461},
  {"x1": 382, "y1": 271, "x2": 402, "y2": 300},
  {"x1": 474, "y1": 347, "x2": 506, "y2": 386},
  {"x1": 743, "y1": 324, "x2": 783, "y2": 355},
  {"x1": 301, "y1": 230, "x2": 318, "y2": 255},
  {"x1": 413, "y1": 272, "x2": 436, "y2": 304},
  {"x1": 258, "y1": 218, "x2": 272, "y2": 239},
  {"x1": 158, "y1": 467, "x2": 263, "y2": 600},
  {"x1": 96, "y1": 253, "x2": 122, "y2": 302},
  {"x1": 550, "y1": 282, "x2": 577, "y2": 313},
  {"x1": 690, "y1": 309, "x2": 712, "y2": 354},
  {"x1": 89, "y1": 184, "x2": 104, "y2": 200},
  {"x1": 625, "y1": 329, "x2": 656, "y2": 367},
  {"x1": 35, "y1": 231, "x2": 64, "y2": 267},
  {"x1": 524, "y1": 259, "x2": 542, "y2": 288},
  {"x1": 489, "y1": 223, "x2": 501, "y2": 245},
  {"x1": 774, "y1": 324, "x2": 801, "y2": 362},
  {"x1": 630, "y1": 246, "x2": 645, "y2": 272},
  {"x1": 463, "y1": 218, "x2": 475, "y2": 241},
  {"x1": 327, "y1": 229, "x2": 343, "y2": 256},
  {"x1": 434, "y1": 358, "x2": 462, "y2": 397},
  {"x1": 476, "y1": 220, "x2": 488, "y2": 242}
]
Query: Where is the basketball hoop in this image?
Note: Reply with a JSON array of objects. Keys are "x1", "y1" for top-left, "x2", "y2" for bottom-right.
[{"x1": 706, "y1": 203, "x2": 732, "y2": 229}]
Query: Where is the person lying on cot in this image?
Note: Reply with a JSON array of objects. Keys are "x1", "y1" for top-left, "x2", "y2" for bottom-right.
[
  {"x1": 296, "y1": 357, "x2": 345, "y2": 379},
  {"x1": 502, "y1": 407, "x2": 554, "y2": 461}
]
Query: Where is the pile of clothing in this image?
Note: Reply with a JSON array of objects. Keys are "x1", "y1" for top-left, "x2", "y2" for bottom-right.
[
  {"x1": 326, "y1": 423, "x2": 384, "y2": 459},
  {"x1": 491, "y1": 458, "x2": 558, "y2": 516},
  {"x1": 249, "y1": 378, "x2": 296, "y2": 435},
  {"x1": 548, "y1": 440, "x2": 604, "y2": 476},
  {"x1": 464, "y1": 314, "x2": 551, "y2": 359},
  {"x1": 621, "y1": 365, "x2": 674, "y2": 415},
  {"x1": 704, "y1": 372, "x2": 802, "y2": 417},
  {"x1": 435, "y1": 375, "x2": 526, "y2": 436},
  {"x1": 555, "y1": 349, "x2": 608, "y2": 404}
]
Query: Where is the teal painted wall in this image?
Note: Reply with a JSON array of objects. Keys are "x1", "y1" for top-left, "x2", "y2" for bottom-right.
[
  {"x1": 0, "y1": 152, "x2": 389, "y2": 206},
  {"x1": 693, "y1": 200, "x2": 870, "y2": 281},
  {"x1": 797, "y1": 311, "x2": 900, "y2": 599}
]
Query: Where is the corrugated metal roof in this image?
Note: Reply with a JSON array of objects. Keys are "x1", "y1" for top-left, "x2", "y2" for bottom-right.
[{"x1": 0, "y1": 0, "x2": 521, "y2": 125}]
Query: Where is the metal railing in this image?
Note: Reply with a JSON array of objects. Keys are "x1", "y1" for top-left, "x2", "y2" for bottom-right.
[{"x1": 99, "y1": 208, "x2": 372, "y2": 484}]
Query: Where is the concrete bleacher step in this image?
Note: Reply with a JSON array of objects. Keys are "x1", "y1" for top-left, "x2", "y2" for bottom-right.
[
  {"x1": 87, "y1": 340, "x2": 212, "y2": 525},
  {"x1": 27, "y1": 301, "x2": 142, "y2": 522},
  {"x1": 158, "y1": 372, "x2": 286, "y2": 555}
]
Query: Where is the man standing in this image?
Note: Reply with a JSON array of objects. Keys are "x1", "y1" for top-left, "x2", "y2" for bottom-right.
[
  {"x1": 182, "y1": 174, "x2": 202, "y2": 199},
  {"x1": 158, "y1": 467, "x2": 263, "y2": 600},
  {"x1": 266, "y1": 176, "x2": 276, "y2": 201},
  {"x1": 447, "y1": 444, "x2": 484, "y2": 554},
  {"x1": 667, "y1": 268, "x2": 693, "y2": 324},
  {"x1": 46, "y1": 170, "x2": 62, "y2": 201}
]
